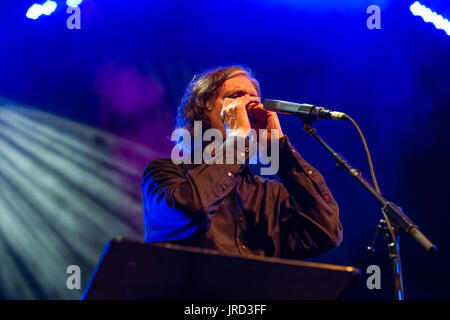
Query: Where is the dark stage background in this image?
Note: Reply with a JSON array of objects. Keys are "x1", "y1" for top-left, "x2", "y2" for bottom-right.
[{"x1": 0, "y1": 0, "x2": 449, "y2": 299}]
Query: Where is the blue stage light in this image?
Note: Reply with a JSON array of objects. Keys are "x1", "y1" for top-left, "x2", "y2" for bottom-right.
[
  {"x1": 26, "y1": 1, "x2": 57, "y2": 20},
  {"x1": 66, "y1": 0, "x2": 83, "y2": 8},
  {"x1": 410, "y1": 1, "x2": 450, "y2": 36}
]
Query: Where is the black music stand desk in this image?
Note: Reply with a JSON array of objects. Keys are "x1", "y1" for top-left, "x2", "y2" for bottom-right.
[{"x1": 82, "y1": 238, "x2": 359, "y2": 300}]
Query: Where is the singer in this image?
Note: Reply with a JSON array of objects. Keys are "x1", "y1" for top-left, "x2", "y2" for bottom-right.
[{"x1": 141, "y1": 65, "x2": 343, "y2": 258}]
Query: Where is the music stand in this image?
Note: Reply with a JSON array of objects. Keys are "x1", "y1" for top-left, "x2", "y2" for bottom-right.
[{"x1": 82, "y1": 238, "x2": 359, "y2": 300}]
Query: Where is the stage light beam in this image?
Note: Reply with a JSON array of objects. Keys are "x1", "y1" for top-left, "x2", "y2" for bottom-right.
[
  {"x1": 0, "y1": 102, "x2": 163, "y2": 299},
  {"x1": 410, "y1": 1, "x2": 450, "y2": 36}
]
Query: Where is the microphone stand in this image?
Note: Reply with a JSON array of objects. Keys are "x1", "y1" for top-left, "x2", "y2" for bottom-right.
[{"x1": 301, "y1": 119, "x2": 436, "y2": 300}]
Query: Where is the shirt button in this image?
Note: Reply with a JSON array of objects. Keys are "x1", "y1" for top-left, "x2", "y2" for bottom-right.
[
  {"x1": 227, "y1": 172, "x2": 232, "y2": 177},
  {"x1": 245, "y1": 147, "x2": 249, "y2": 153},
  {"x1": 241, "y1": 244, "x2": 247, "y2": 250},
  {"x1": 308, "y1": 170, "x2": 313, "y2": 175}
]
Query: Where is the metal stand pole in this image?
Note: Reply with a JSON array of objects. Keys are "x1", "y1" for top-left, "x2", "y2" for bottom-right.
[{"x1": 301, "y1": 120, "x2": 435, "y2": 300}]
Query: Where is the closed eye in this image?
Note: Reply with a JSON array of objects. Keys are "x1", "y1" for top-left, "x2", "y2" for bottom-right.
[{"x1": 227, "y1": 91, "x2": 246, "y2": 99}]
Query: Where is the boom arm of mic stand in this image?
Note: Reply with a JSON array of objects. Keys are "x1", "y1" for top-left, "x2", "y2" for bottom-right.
[{"x1": 301, "y1": 121, "x2": 436, "y2": 252}]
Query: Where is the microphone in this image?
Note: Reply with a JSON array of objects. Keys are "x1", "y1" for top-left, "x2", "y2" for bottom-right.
[{"x1": 263, "y1": 99, "x2": 348, "y2": 121}]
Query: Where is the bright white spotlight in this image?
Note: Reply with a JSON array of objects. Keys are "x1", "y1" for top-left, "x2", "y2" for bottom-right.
[
  {"x1": 26, "y1": 1, "x2": 57, "y2": 20},
  {"x1": 66, "y1": 0, "x2": 83, "y2": 8},
  {"x1": 26, "y1": 4, "x2": 43, "y2": 20},
  {"x1": 410, "y1": 1, "x2": 450, "y2": 36},
  {"x1": 41, "y1": 1, "x2": 57, "y2": 16}
]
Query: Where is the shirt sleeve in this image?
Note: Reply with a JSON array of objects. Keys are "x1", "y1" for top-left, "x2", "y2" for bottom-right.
[
  {"x1": 141, "y1": 135, "x2": 250, "y2": 242},
  {"x1": 275, "y1": 135, "x2": 343, "y2": 258}
]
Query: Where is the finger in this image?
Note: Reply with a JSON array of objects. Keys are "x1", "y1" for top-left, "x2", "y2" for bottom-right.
[
  {"x1": 223, "y1": 98, "x2": 260, "y2": 120},
  {"x1": 243, "y1": 96, "x2": 261, "y2": 106},
  {"x1": 247, "y1": 103, "x2": 269, "y2": 116},
  {"x1": 247, "y1": 101, "x2": 264, "y2": 110},
  {"x1": 222, "y1": 98, "x2": 240, "y2": 111}
]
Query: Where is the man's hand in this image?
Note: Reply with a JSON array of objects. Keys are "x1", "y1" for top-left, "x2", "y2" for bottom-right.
[
  {"x1": 247, "y1": 101, "x2": 284, "y2": 145},
  {"x1": 221, "y1": 95, "x2": 259, "y2": 138},
  {"x1": 221, "y1": 95, "x2": 284, "y2": 145}
]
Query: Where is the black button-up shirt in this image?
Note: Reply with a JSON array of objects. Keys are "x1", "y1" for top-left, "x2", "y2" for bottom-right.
[{"x1": 141, "y1": 135, "x2": 343, "y2": 259}]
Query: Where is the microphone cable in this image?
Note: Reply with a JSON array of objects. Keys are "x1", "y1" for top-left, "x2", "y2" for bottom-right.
[
  {"x1": 344, "y1": 114, "x2": 399, "y2": 249},
  {"x1": 345, "y1": 114, "x2": 381, "y2": 196}
]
